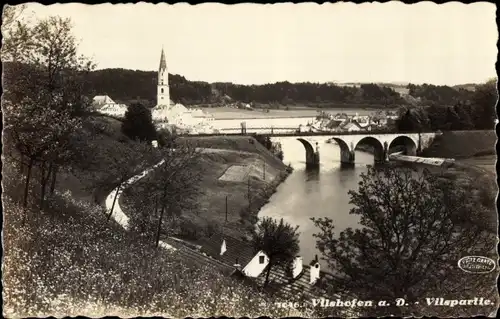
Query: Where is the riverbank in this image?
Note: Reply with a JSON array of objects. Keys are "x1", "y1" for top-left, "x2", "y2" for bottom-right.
[{"x1": 121, "y1": 135, "x2": 293, "y2": 240}]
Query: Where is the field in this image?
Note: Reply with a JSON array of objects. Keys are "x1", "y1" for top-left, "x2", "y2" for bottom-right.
[
  {"x1": 202, "y1": 106, "x2": 396, "y2": 120},
  {"x1": 123, "y1": 135, "x2": 289, "y2": 240},
  {"x1": 422, "y1": 130, "x2": 496, "y2": 159},
  {"x1": 456, "y1": 155, "x2": 496, "y2": 174}
]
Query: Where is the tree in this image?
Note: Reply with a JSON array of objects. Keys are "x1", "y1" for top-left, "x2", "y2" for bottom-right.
[
  {"x1": 157, "y1": 127, "x2": 178, "y2": 148},
  {"x1": 251, "y1": 217, "x2": 300, "y2": 287},
  {"x1": 125, "y1": 145, "x2": 204, "y2": 246},
  {"x1": 1, "y1": 4, "x2": 33, "y2": 62},
  {"x1": 426, "y1": 104, "x2": 449, "y2": 130},
  {"x1": 121, "y1": 103, "x2": 157, "y2": 143},
  {"x1": 444, "y1": 106, "x2": 461, "y2": 130},
  {"x1": 2, "y1": 15, "x2": 94, "y2": 212},
  {"x1": 396, "y1": 106, "x2": 430, "y2": 132},
  {"x1": 311, "y1": 166, "x2": 497, "y2": 317},
  {"x1": 92, "y1": 140, "x2": 162, "y2": 222},
  {"x1": 469, "y1": 80, "x2": 497, "y2": 130},
  {"x1": 452, "y1": 104, "x2": 474, "y2": 130}
]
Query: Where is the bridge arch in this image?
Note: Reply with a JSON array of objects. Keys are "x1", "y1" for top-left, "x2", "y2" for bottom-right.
[
  {"x1": 297, "y1": 138, "x2": 319, "y2": 168},
  {"x1": 354, "y1": 136, "x2": 386, "y2": 163},
  {"x1": 330, "y1": 137, "x2": 354, "y2": 165},
  {"x1": 389, "y1": 135, "x2": 418, "y2": 156}
]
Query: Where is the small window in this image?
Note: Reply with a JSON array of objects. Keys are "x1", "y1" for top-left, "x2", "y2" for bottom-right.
[
  {"x1": 161, "y1": 88, "x2": 164, "y2": 93},
  {"x1": 315, "y1": 263, "x2": 319, "y2": 268},
  {"x1": 259, "y1": 255, "x2": 265, "y2": 264}
]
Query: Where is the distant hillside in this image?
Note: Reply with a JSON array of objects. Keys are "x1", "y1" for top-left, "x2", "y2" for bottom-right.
[
  {"x1": 77, "y1": 67, "x2": 479, "y2": 108},
  {"x1": 85, "y1": 68, "x2": 408, "y2": 108},
  {"x1": 86, "y1": 68, "x2": 213, "y2": 106}
]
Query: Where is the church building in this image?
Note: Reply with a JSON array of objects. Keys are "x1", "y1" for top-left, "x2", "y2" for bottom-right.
[
  {"x1": 157, "y1": 47, "x2": 170, "y2": 108},
  {"x1": 151, "y1": 47, "x2": 217, "y2": 133},
  {"x1": 152, "y1": 48, "x2": 174, "y2": 123}
]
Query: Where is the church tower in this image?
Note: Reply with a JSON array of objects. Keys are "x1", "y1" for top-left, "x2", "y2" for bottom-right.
[{"x1": 157, "y1": 47, "x2": 170, "y2": 108}]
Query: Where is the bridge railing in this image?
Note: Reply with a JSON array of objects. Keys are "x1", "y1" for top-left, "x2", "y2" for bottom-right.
[{"x1": 179, "y1": 129, "x2": 439, "y2": 137}]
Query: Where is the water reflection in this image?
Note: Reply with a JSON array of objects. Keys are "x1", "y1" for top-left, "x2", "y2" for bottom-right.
[{"x1": 304, "y1": 168, "x2": 320, "y2": 182}]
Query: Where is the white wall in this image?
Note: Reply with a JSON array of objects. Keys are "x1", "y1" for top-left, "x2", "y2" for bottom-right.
[
  {"x1": 242, "y1": 251, "x2": 269, "y2": 277},
  {"x1": 98, "y1": 104, "x2": 127, "y2": 117},
  {"x1": 310, "y1": 262, "x2": 320, "y2": 284},
  {"x1": 292, "y1": 256, "x2": 303, "y2": 278}
]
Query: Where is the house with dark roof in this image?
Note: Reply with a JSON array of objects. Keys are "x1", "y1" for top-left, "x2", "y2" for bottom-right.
[
  {"x1": 192, "y1": 233, "x2": 342, "y2": 299},
  {"x1": 339, "y1": 119, "x2": 365, "y2": 132},
  {"x1": 165, "y1": 231, "x2": 353, "y2": 305},
  {"x1": 196, "y1": 233, "x2": 271, "y2": 277},
  {"x1": 161, "y1": 237, "x2": 236, "y2": 276},
  {"x1": 325, "y1": 119, "x2": 346, "y2": 130}
]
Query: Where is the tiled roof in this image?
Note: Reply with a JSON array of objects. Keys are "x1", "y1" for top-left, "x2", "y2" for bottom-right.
[
  {"x1": 196, "y1": 233, "x2": 257, "y2": 268},
  {"x1": 166, "y1": 236, "x2": 344, "y2": 301},
  {"x1": 326, "y1": 119, "x2": 345, "y2": 129},
  {"x1": 250, "y1": 262, "x2": 342, "y2": 300},
  {"x1": 163, "y1": 237, "x2": 236, "y2": 276}
]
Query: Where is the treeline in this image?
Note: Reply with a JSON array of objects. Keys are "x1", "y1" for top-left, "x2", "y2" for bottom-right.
[
  {"x1": 397, "y1": 80, "x2": 497, "y2": 131},
  {"x1": 407, "y1": 83, "x2": 477, "y2": 106},
  {"x1": 85, "y1": 68, "x2": 212, "y2": 106},
  {"x1": 83, "y1": 68, "x2": 482, "y2": 108}
]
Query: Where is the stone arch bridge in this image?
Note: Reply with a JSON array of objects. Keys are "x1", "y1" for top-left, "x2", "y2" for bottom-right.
[{"x1": 266, "y1": 132, "x2": 440, "y2": 168}]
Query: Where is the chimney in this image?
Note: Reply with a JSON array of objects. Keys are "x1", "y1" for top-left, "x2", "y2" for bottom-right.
[
  {"x1": 310, "y1": 255, "x2": 320, "y2": 284},
  {"x1": 234, "y1": 257, "x2": 241, "y2": 268},
  {"x1": 220, "y1": 239, "x2": 226, "y2": 256},
  {"x1": 292, "y1": 256, "x2": 303, "y2": 278}
]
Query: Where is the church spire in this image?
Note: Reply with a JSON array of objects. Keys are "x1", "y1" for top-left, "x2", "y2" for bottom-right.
[
  {"x1": 157, "y1": 46, "x2": 170, "y2": 108},
  {"x1": 159, "y1": 47, "x2": 167, "y2": 71}
]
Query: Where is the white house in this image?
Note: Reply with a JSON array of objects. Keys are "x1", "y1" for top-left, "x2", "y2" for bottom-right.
[
  {"x1": 93, "y1": 95, "x2": 115, "y2": 106},
  {"x1": 93, "y1": 95, "x2": 128, "y2": 118},
  {"x1": 340, "y1": 120, "x2": 365, "y2": 132},
  {"x1": 198, "y1": 233, "x2": 268, "y2": 276},
  {"x1": 197, "y1": 233, "x2": 326, "y2": 286}
]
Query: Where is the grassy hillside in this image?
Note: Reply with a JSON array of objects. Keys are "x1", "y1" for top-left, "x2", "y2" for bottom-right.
[
  {"x1": 123, "y1": 135, "x2": 291, "y2": 240},
  {"x1": 178, "y1": 135, "x2": 288, "y2": 170},
  {"x1": 422, "y1": 130, "x2": 496, "y2": 159},
  {"x1": 2, "y1": 115, "x2": 299, "y2": 317},
  {"x1": 53, "y1": 115, "x2": 132, "y2": 203},
  {"x1": 2, "y1": 192, "x2": 290, "y2": 317}
]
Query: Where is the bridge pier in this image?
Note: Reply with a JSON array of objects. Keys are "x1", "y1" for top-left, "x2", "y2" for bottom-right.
[
  {"x1": 340, "y1": 149, "x2": 355, "y2": 167},
  {"x1": 306, "y1": 142, "x2": 320, "y2": 169},
  {"x1": 374, "y1": 141, "x2": 389, "y2": 164},
  {"x1": 306, "y1": 151, "x2": 320, "y2": 169}
]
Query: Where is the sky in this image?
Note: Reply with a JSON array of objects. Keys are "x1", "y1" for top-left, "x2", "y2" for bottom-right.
[{"x1": 19, "y1": 2, "x2": 498, "y2": 86}]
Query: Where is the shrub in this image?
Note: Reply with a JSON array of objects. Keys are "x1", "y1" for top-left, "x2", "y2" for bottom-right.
[{"x1": 176, "y1": 218, "x2": 204, "y2": 241}]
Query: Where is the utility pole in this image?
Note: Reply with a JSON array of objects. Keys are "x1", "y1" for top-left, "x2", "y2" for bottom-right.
[
  {"x1": 263, "y1": 161, "x2": 266, "y2": 180},
  {"x1": 248, "y1": 177, "x2": 251, "y2": 208},
  {"x1": 225, "y1": 195, "x2": 228, "y2": 222}
]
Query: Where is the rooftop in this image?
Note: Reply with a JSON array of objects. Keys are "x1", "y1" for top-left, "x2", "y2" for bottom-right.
[{"x1": 196, "y1": 232, "x2": 257, "y2": 267}]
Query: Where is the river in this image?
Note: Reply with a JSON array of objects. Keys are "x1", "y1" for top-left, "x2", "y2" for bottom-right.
[{"x1": 257, "y1": 139, "x2": 375, "y2": 269}]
